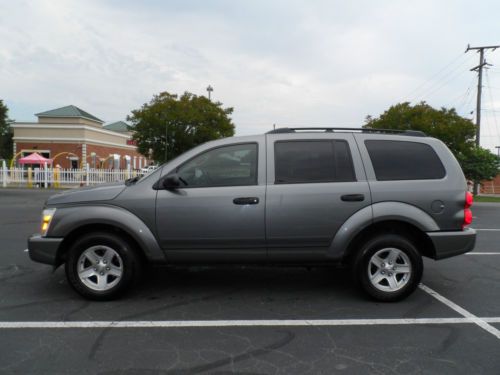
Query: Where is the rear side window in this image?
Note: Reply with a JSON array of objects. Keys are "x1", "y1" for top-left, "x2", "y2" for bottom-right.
[
  {"x1": 365, "y1": 140, "x2": 445, "y2": 181},
  {"x1": 274, "y1": 140, "x2": 355, "y2": 184}
]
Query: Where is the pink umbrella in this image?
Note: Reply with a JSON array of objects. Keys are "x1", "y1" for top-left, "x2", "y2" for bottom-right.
[{"x1": 18, "y1": 152, "x2": 53, "y2": 165}]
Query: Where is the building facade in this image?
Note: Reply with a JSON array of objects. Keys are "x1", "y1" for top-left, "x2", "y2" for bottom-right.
[{"x1": 11, "y1": 105, "x2": 149, "y2": 169}]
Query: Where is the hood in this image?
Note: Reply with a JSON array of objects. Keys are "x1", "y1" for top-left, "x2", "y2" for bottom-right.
[{"x1": 47, "y1": 182, "x2": 126, "y2": 205}]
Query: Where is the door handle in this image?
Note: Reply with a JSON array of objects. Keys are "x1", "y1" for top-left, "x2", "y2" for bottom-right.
[
  {"x1": 341, "y1": 194, "x2": 365, "y2": 202},
  {"x1": 233, "y1": 197, "x2": 259, "y2": 205}
]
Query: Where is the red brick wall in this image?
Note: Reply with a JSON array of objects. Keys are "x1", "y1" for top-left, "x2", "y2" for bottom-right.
[
  {"x1": 14, "y1": 142, "x2": 148, "y2": 169},
  {"x1": 481, "y1": 174, "x2": 500, "y2": 194}
]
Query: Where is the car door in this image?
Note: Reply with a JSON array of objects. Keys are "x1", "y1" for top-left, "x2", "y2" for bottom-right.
[
  {"x1": 155, "y1": 138, "x2": 266, "y2": 263},
  {"x1": 265, "y1": 133, "x2": 371, "y2": 262}
]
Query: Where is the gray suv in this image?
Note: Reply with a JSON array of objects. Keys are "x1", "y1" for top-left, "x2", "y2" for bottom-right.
[{"x1": 28, "y1": 128, "x2": 476, "y2": 301}]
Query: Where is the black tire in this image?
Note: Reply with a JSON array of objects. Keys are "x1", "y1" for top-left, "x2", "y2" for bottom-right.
[
  {"x1": 65, "y1": 232, "x2": 141, "y2": 301},
  {"x1": 353, "y1": 234, "x2": 423, "y2": 302}
]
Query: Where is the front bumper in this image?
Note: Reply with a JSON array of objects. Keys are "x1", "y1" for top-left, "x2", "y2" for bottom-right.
[
  {"x1": 427, "y1": 227, "x2": 476, "y2": 260},
  {"x1": 28, "y1": 234, "x2": 63, "y2": 265}
]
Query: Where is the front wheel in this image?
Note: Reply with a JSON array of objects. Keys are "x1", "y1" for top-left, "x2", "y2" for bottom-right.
[
  {"x1": 354, "y1": 234, "x2": 423, "y2": 302},
  {"x1": 65, "y1": 232, "x2": 141, "y2": 300}
]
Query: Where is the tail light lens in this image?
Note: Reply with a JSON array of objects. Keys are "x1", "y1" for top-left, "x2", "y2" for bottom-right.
[{"x1": 463, "y1": 192, "x2": 473, "y2": 228}]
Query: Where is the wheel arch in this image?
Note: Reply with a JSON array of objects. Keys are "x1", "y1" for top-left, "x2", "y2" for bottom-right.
[
  {"x1": 49, "y1": 205, "x2": 166, "y2": 266},
  {"x1": 328, "y1": 201, "x2": 439, "y2": 262},
  {"x1": 342, "y1": 220, "x2": 436, "y2": 265}
]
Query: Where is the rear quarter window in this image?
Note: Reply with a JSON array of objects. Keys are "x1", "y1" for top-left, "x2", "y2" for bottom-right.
[{"x1": 365, "y1": 140, "x2": 446, "y2": 181}]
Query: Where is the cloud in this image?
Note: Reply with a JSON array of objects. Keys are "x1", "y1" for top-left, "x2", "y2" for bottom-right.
[{"x1": 1, "y1": 0, "x2": 499, "y2": 149}]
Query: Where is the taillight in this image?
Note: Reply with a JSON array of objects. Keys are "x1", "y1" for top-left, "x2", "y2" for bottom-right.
[
  {"x1": 465, "y1": 191, "x2": 473, "y2": 209},
  {"x1": 463, "y1": 191, "x2": 473, "y2": 228}
]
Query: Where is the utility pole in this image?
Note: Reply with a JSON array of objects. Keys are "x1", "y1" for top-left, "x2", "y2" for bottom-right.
[
  {"x1": 466, "y1": 44, "x2": 500, "y2": 195},
  {"x1": 465, "y1": 44, "x2": 500, "y2": 147},
  {"x1": 206, "y1": 85, "x2": 213, "y2": 101}
]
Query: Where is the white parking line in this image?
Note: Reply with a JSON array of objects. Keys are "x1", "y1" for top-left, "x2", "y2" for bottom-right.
[
  {"x1": 419, "y1": 284, "x2": 500, "y2": 339},
  {"x1": 1, "y1": 317, "x2": 500, "y2": 329},
  {"x1": 474, "y1": 229, "x2": 500, "y2": 231},
  {"x1": 466, "y1": 252, "x2": 500, "y2": 255}
]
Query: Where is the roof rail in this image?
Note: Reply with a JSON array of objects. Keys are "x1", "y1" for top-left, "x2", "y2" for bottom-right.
[{"x1": 266, "y1": 127, "x2": 427, "y2": 137}]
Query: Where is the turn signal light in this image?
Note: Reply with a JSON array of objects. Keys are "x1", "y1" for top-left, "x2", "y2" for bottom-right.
[{"x1": 41, "y1": 208, "x2": 56, "y2": 237}]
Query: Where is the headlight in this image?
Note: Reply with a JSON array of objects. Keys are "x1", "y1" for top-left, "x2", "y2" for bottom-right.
[{"x1": 41, "y1": 208, "x2": 56, "y2": 237}]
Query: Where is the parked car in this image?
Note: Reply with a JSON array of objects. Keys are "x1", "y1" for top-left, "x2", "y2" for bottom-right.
[
  {"x1": 28, "y1": 128, "x2": 476, "y2": 301},
  {"x1": 140, "y1": 165, "x2": 158, "y2": 175}
]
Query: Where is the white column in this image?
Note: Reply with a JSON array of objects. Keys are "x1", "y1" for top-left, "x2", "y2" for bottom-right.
[
  {"x1": 133, "y1": 156, "x2": 137, "y2": 170},
  {"x1": 81, "y1": 143, "x2": 87, "y2": 168},
  {"x1": 2, "y1": 160, "x2": 6, "y2": 188},
  {"x1": 44, "y1": 162, "x2": 48, "y2": 189}
]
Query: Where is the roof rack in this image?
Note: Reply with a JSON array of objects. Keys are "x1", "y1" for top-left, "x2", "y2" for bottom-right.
[{"x1": 267, "y1": 127, "x2": 427, "y2": 137}]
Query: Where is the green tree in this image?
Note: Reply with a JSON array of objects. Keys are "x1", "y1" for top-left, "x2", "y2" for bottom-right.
[
  {"x1": 0, "y1": 100, "x2": 13, "y2": 160},
  {"x1": 128, "y1": 91, "x2": 235, "y2": 163},
  {"x1": 456, "y1": 147, "x2": 500, "y2": 184},
  {"x1": 364, "y1": 102, "x2": 476, "y2": 155}
]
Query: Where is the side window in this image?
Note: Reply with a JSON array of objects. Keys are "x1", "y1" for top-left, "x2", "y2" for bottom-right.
[
  {"x1": 177, "y1": 143, "x2": 258, "y2": 187},
  {"x1": 274, "y1": 140, "x2": 356, "y2": 184},
  {"x1": 365, "y1": 140, "x2": 446, "y2": 181}
]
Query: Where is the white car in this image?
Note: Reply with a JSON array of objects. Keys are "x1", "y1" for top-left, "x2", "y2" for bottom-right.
[{"x1": 140, "y1": 165, "x2": 158, "y2": 175}]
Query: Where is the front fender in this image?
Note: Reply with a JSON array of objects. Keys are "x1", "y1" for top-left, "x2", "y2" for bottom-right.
[
  {"x1": 327, "y1": 202, "x2": 439, "y2": 259},
  {"x1": 48, "y1": 205, "x2": 165, "y2": 263}
]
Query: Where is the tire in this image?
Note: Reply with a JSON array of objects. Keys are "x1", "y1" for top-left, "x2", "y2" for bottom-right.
[
  {"x1": 65, "y1": 232, "x2": 141, "y2": 301},
  {"x1": 353, "y1": 234, "x2": 423, "y2": 302}
]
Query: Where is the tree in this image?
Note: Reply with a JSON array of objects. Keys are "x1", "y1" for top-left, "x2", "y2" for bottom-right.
[
  {"x1": 456, "y1": 147, "x2": 500, "y2": 185},
  {"x1": 365, "y1": 101, "x2": 500, "y2": 185},
  {"x1": 128, "y1": 91, "x2": 235, "y2": 163},
  {"x1": 364, "y1": 102, "x2": 476, "y2": 155},
  {"x1": 0, "y1": 100, "x2": 13, "y2": 161}
]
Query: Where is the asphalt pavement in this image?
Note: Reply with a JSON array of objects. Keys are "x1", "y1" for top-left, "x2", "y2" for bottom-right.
[{"x1": 0, "y1": 188, "x2": 499, "y2": 374}]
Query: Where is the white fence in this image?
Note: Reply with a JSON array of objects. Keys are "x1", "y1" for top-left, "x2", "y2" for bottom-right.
[{"x1": 0, "y1": 162, "x2": 142, "y2": 188}]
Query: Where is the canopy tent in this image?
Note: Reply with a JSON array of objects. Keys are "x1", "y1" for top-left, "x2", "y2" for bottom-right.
[{"x1": 18, "y1": 152, "x2": 53, "y2": 165}]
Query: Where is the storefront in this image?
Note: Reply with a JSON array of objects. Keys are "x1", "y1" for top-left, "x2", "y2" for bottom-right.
[{"x1": 11, "y1": 105, "x2": 149, "y2": 169}]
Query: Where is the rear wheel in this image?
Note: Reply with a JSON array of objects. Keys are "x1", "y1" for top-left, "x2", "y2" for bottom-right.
[
  {"x1": 354, "y1": 234, "x2": 423, "y2": 302},
  {"x1": 65, "y1": 232, "x2": 141, "y2": 300}
]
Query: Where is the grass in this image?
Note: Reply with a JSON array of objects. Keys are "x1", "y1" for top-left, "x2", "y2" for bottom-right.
[{"x1": 474, "y1": 195, "x2": 500, "y2": 203}]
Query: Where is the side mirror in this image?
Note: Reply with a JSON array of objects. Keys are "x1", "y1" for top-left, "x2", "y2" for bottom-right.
[{"x1": 162, "y1": 174, "x2": 181, "y2": 189}]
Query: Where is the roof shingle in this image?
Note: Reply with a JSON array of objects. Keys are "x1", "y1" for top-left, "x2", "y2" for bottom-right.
[{"x1": 35, "y1": 105, "x2": 103, "y2": 123}]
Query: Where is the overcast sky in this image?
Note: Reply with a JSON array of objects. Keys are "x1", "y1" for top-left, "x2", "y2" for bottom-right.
[{"x1": 1, "y1": 0, "x2": 500, "y2": 151}]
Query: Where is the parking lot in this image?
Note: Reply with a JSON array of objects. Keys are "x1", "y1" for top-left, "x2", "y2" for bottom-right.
[{"x1": 0, "y1": 189, "x2": 499, "y2": 374}]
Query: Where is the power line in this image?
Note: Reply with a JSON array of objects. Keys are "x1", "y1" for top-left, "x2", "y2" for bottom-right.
[
  {"x1": 404, "y1": 52, "x2": 469, "y2": 101},
  {"x1": 484, "y1": 69, "x2": 499, "y2": 140},
  {"x1": 408, "y1": 54, "x2": 475, "y2": 103}
]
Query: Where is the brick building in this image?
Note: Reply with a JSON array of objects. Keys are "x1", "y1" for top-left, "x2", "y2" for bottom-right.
[{"x1": 11, "y1": 105, "x2": 149, "y2": 169}]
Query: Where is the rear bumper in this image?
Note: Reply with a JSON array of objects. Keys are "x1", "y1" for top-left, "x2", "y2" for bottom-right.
[
  {"x1": 28, "y1": 234, "x2": 63, "y2": 265},
  {"x1": 427, "y1": 227, "x2": 476, "y2": 260}
]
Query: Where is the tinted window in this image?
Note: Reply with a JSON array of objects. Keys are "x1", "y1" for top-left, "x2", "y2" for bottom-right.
[
  {"x1": 177, "y1": 143, "x2": 258, "y2": 187},
  {"x1": 365, "y1": 140, "x2": 445, "y2": 181},
  {"x1": 275, "y1": 140, "x2": 355, "y2": 184}
]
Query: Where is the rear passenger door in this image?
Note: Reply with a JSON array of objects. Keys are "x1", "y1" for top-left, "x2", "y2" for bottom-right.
[{"x1": 266, "y1": 133, "x2": 372, "y2": 262}]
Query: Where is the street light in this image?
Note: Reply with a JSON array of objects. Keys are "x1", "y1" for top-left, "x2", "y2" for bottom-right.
[
  {"x1": 206, "y1": 85, "x2": 213, "y2": 101},
  {"x1": 496, "y1": 146, "x2": 500, "y2": 158}
]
